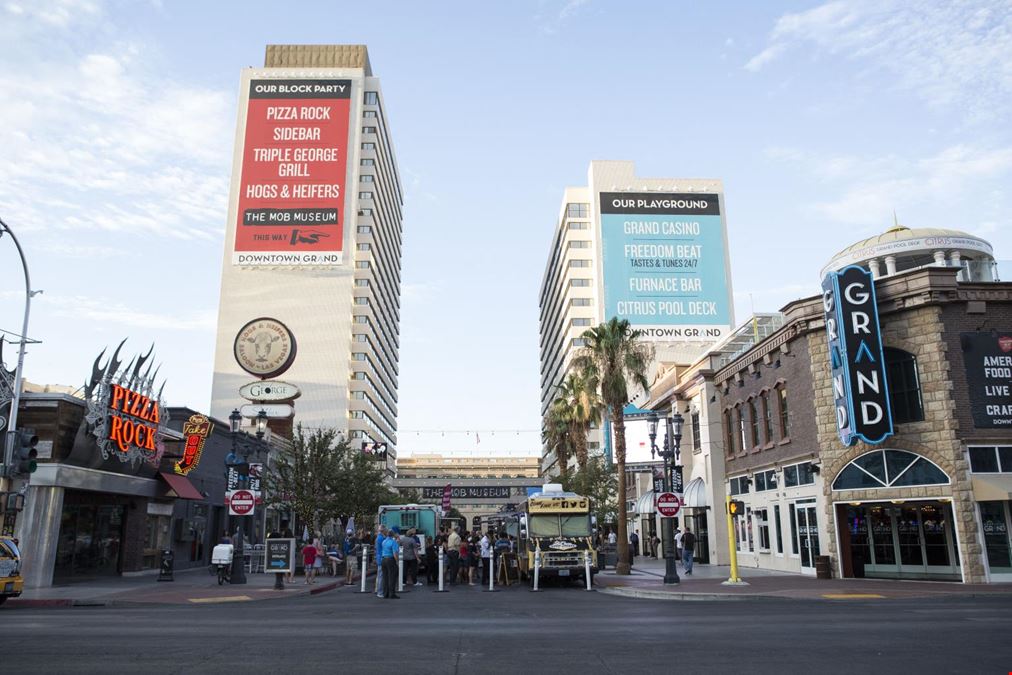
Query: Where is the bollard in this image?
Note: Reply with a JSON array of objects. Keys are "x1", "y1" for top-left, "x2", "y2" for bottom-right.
[
  {"x1": 484, "y1": 554, "x2": 498, "y2": 593},
  {"x1": 435, "y1": 546, "x2": 447, "y2": 592},
  {"x1": 358, "y1": 544, "x2": 370, "y2": 593},
  {"x1": 398, "y1": 545, "x2": 405, "y2": 592},
  {"x1": 584, "y1": 550, "x2": 594, "y2": 592},
  {"x1": 157, "y1": 548, "x2": 174, "y2": 582},
  {"x1": 530, "y1": 549, "x2": 541, "y2": 592}
]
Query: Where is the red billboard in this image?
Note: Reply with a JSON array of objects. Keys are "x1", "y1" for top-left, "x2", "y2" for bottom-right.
[{"x1": 233, "y1": 79, "x2": 351, "y2": 266}]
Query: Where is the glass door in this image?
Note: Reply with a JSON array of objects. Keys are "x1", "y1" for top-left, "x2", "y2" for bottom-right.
[{"x1": 792, "y1": 502, "x2": 820, "y2": 572}]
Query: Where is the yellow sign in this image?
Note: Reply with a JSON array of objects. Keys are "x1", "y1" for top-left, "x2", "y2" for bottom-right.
[{"x1": 528, "y1": 497, "x2": 589, "y2": 513}]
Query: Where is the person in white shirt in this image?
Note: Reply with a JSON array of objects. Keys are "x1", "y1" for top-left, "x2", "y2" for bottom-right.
[
  {"x1": 607, "y1": 530, "x2": 617, "y2": 546},
  {"x1": 674, "y1": 527, "x2": 684, "y2": 563},
  {"x1": 480, "y1": 531, "x2": 492, "y2": 586}
]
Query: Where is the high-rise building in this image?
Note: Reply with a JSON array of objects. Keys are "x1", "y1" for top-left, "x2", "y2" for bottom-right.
[
  {"x1": 211, "y1": 45, "x2": 403, "y2": 471},
  {"x1": 538, "y1": 161, "x2": 734, "y2": 476}
]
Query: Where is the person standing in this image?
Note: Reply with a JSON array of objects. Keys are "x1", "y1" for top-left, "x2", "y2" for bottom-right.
[
  {"x1": 446, "y1": 527, "x2": 461, "y2": 586},
  {"x1": 674, "y1": 527, "x2": 684, "y2": 564},
  {"x1": 302, "y1": 539, "x2": 318, "y2": 585},
  {"x1": 630, "y1": 530, "x2": 640, "y2": 559},
  {"x1": 374, "y1": 526, "x2": 387, "y2": 597},
  {"x1": 480, "y1": 530, "x2": 492, "y2": 586},
  {"x1": 681, "y1": 526, "x2": 696, "y2": 575},
  {"x1": 345, "y1": 531, "x2": 362, "y2": 585},
  {"x1": 607, "y1": 529, "x2": 617, "y2": 546},
  {"x1": 381, "y1": 528, "x2": 400, "y2": 599},
  {"x1": 401, "y1": 528, "x2": 421, "y2": 587},
  {"x1": 425, "y1": 536, "x2": 438, "y2": 585},
  {"x1": 651, "y1": 533, "x2": 661, "y2": 559}
]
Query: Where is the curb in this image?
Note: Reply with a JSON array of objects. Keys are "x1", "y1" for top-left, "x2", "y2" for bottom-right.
[{"x1": 598, "y1": 586, "x2": 786, "y2": 602}]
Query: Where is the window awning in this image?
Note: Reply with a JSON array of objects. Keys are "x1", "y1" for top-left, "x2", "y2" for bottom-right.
[
  {"x1": 683, "y1": 477, "x2": 709, "y2": 508},
  {"x1": 971, "y1": 475, "x2": 1012, "y2": 501},
  {"x1": 634, "y1": 490, "x2": 655, "y2": 515},
  {"x1": 159, "y1": 472, "x2": 205, "y2": 500}
]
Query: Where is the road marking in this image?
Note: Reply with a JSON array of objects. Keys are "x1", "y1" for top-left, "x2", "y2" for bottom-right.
[
  {"x1": 188, "y1": 595, "x2": 253, "y2": 604},
  {"x1": 822, "y1": 593, "x2": 885, "y2": 599}
]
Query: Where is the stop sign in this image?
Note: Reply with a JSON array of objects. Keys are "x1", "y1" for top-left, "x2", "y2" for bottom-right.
[
  {"x1": 229, "y1": 489, "x2": 256, "y2": 516},
  {"x1": 656, "y1": 492, "x2": 681, "y2": 518}
]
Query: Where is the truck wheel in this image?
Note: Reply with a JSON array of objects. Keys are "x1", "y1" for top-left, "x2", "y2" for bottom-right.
[{"x1": 0, "y1": 595, "x2": 7, "y2": 606}]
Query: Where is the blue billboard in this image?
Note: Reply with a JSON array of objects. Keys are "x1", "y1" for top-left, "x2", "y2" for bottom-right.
[{"x1": 599, "y1": 192, "x2": 731, "y2": 340}]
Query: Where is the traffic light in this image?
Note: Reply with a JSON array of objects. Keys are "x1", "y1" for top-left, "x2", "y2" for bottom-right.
[
  {"x1": 728, "y1": 499, "x2": 745, "y2": 517},
  {"x1": 14, "y1": 428, "x2": 38, "y2": 475}
]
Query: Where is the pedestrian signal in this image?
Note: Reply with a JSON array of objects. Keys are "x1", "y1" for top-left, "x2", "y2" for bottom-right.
[{"x1": 728, "y1": 500, "x2": 745, "y2": 517}]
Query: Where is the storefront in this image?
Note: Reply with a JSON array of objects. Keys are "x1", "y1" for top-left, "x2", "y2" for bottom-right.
[{"x1": 967, "y1": 445, "x2": 1012, "y2": 581}]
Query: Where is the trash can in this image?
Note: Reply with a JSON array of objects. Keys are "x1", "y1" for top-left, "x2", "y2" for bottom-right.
[
  {"x1": 851, "y1": 551, "x2": 865, "y2": 579},
  {"x1": 158, "y1": 549, "x2": 174, "y2": 582},
  {"x1": 814, "y1": 555, "x2": 832, "y2": 579}
]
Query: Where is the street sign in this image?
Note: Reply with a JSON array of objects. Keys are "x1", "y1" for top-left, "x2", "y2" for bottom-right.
[
  {"x1": 227, "y1": 489, "x2": 256, "y2": 516},
  {"x1": 265, "y1": 538, "x2": 295, "y2": 574},
  {"x1": 656, "y1": 492, "x2": 682, "y2": 518},
  {"x1": 239, "y1": 380, "x2": 301, "y2": 402},
  {"x1": 239, "y1": 403, "x2": 293, "y2": 419}
]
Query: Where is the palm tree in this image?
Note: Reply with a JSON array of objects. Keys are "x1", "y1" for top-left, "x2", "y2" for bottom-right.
[
  {"x1": 556, "y1": 369, "x2": 601, "y2": 470},
  {"x1": 573, "y1": 317, "x2": 653, "y2": 576},
  {"x1": 543, "y1": 396, "x2": 574, "y2": 480}
]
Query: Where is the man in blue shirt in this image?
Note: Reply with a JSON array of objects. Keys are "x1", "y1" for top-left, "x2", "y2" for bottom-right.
[
  {"x1": 381, "y1": 526, "x2": 400, "y2": 599},
  {"x1": 374, "y1": 527, "x2": 387, "y2": 597}
]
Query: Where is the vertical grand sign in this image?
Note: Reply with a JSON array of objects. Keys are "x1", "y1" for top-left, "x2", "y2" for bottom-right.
[
  {"x1": 233, "y1": 79, "x2": 351, "y2": 266},
  {"x1": 960, "y1": 331, "x2": 1012, "y2": 428},
  {"x1": 599, "y1": 193, "x2": 731, "y2": 340},
  {"x1": 822, "y1": 266, "x2": 893, "y2": 446}
]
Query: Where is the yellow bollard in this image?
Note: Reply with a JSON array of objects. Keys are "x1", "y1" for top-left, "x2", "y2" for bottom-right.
[{"x1": 725, "y1": 495, "x2": 744, "y2": 585}]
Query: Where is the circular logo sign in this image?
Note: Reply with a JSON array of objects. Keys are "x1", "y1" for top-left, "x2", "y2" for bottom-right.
[
  {"x1": 656, "y1": 492, "x2": 682, "y2": 518},
  {"x1": 229, "y1": 489, "x2": 256, "y2": 516},
  {"x1": 234, "y1": 318, "x2": 297, "y2": 379}
]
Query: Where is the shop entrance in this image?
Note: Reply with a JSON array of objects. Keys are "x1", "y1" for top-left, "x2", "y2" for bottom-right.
[
  {"x1": 840, "y1": 501, "x2": 959, "y2": 580},
  {"x1": 685, "y1": 512, "x2": 709, "y2": 564},
  {"x1": 55, "y1": 503, "x2": 126, "y2": 581},
  {"x1": 790, "y1": 500, "x2": 820, "y2": 573}
]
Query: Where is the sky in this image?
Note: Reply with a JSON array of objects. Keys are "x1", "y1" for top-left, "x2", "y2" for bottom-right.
[{"x1": 1, "y1": 0, "x2": 1010, "y2": 461}]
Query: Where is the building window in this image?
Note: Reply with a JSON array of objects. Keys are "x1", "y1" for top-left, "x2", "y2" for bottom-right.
[
  {"x1": 352, "y1": 372, "x2": 367, "y2": 380},
  {"x1": 773, "y1": 504, "x2": 784, "y2": 554},
  {"x1": 568, "y1": 240, "x2": 591, "y2": 249},
  {"x1": 351, "y1": 391, "x2": 366, "y2": 400},
  {"x1": 691, "y1": 411, "x2": 701, "y2": 453},
  {"x1": 353, "y1": 334, "x2": 368, "y2": 344},
  {"x1": 789, "y1": 507, "x2": 799, "y2": 555},
  {"x1": 571, "y1": 318, "x2": 591, "y2": 327},
  {"x1": 352, "y1": 353, "x2": 367, "y2": 361},
  {"x1": 885, "y1": 348, "x2": 924, "y2": 423},
  {"x1": 570, "y1": 279, "x2": 591, "y2": 287},
  {"x1": 354, "y1": 297, "x2": 370, "y2": 306},
  {"x1": 783, "y1": 461, "x2": 816, "y2": 488},
  {"x1": 361, "y1": 142, "x2": 375, "y2": 150},
  {"x1": 761, "y1": 392, "x2": 774, "y2": 443},
  {"x1": 566, "y1": 203, "x2": 589, "y2": 218},
  {"x1": 362, "y1": 126, "x2": 377, "y2": 134},
  {"x1": 360, "y1": 159, "x2": 375, "y2": 167},
  {"x1": 358, "y1": 191, "x2": 373, "y2": 200},
  {"x1": 748, "y1": 399, "x2": 761, "y2": 449},
  {"x1": 358, "y1": 208, "x2": 374, "y2": 216},
  {"x1": 724, "y1": 409, "x2": 735, "y2": 457},
  {"x1": 736, "y1": 405, "x2": 747, "y2": 453},
  {"x1": 569, "y1": 259, "x2": 591, "y2": 268},
  {"x1": 354, "y1": 316, "x2": 369, "y2": 324},
  {"x1": 568, "y1": 221, "x2": 589, "y2": 230},
  {"x1": 357, "y1": 226, "x2": 372, "y2": 234},
  {"x1": 350, "y1": 410, "x2": 364, "y2": 419},
  {"x1": 360, "y1": 175, "x2": 374, "y2": 183},
  {"x1": 754, "y1": 469, "x2": 777, "y2": 491},
  {"x1": 356, "y1": 243, "x2": 371, "y2": 251},
  {"x1": 729, "y1": 476, "x2": 750, "y2": 495},
  {"x1": 571, "y1": 338, "x2": 587, "y2": 347},
  {"x1": 354, "y1": 279, "x2": 370, "y2": 287},
  {"x1": 364, "y1": 91, "x2": 379, "y2": 105},
  {"x1": 756, "y1": 508, "x2": 771, "y2": 551},
  {"x1": 776, "y1": 384, "x2": 790, "y2": 439},
  {"x1": 355, "y1": 261, "x2": 371, "y2": 269},
  {"x1": 571, "y1": 298, "x2": 592, "y2": 307},
  {"x1": 363, "y1": 110, "x2": 377, "y2": 118},
  {"x1": 832, "y1": 450, "x2": 949, "y2": 490},
  {"x1": 969, "y1": 446, "x2": 1012, "y2": 473}
]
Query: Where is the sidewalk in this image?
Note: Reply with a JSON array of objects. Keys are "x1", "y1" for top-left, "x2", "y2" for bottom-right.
[
  {"x1": 4, "y1": 566, "x2": 346, "y2": 609},
  {"x1": 597, "y1": 556, "x2": 1012, "y2": 601}
]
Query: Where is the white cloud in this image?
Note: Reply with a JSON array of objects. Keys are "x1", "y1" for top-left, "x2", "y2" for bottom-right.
[
  {"x1": 746, "y1": 0, "x2": 1012, "y2": 120},
  {"x1": 44, "y1": 295, "x2": 217, "y2": 332},
  {"x1": 535, "y1": 0, "x2": 591, "y2": 34}
]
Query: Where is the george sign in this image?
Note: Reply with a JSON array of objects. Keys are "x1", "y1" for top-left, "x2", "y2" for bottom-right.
[
  {"x1": 599, "y1": 192, "x2": 732, "y2": 341},
  {"x1": 656, "y1": 492, "x2": 682, "y2": 518},
  {"x1": 822, "y1": 266, "x2": 893, "y2": 446},
  {"x1": 239, "y1": 380, "x2": 301, "y2": 401},
  {"x1": 234, "y1": 317, "x2": 297, "y2": 379},
  {"x1": 265, "y1": 538, "x2": 295, "y2": 574},
  {"x1": 227, "y1": 489, "x2": 256, "y2": 516},
  {"x1": 174, "y1": 414, "x2": 213, "y2": 475},
  {"x1": 233, "y1": 78, "x2": 351, "y2": 266},
  {"x1": 961, "y1": 331, "x2": 1012, "y2": 428},
  {"x1": 239, "y1": 403, "x2": 293, "y2": 419}
]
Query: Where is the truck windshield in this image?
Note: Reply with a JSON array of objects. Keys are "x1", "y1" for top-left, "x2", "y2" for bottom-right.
[
  {"x1": 560, "y1": 514, "x2": 590, "y2": 537},
  {"x1": 528, "y1": 514, "x2": 560, "y2": 537}
]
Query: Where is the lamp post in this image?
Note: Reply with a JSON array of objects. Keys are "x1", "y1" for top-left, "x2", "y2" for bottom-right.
[
  {"x1": 255, "y1": 408, "x2": 268, "y2": 440},
  {"x1": 648, "y1": 410, "x2": 682, "y2": 584},
  {"x1": 226, "y1": 408, "x2": 247, "y2": 584}
]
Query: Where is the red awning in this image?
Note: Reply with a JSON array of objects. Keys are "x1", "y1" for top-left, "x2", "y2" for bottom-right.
[{"x1": 159, "y1": 472, "x2": 205, "y2": 500}]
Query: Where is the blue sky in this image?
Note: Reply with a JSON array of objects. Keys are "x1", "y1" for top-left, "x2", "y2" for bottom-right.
[{"x1": 1, "y1": 0, "x2": 1010, "y2": 458}]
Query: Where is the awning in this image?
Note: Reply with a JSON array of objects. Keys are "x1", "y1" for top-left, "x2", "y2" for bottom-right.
[
  {"x1": 634, "y1": 490, "x2": 655, "y2": 515},
  {"x1": 972, "y1": 475, "x2": 1012, "y2": 501},
  {"x1": 159, "y1": 472, "x2": 205, "y2": 500},
  {"x1": 683, "y1": 477, "x2": 709, "y2": 508}
]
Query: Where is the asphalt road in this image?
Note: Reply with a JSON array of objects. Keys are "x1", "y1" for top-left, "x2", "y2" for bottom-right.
[{"x1": 4, "y1": 583, "x2": 1011, "y2": 674}]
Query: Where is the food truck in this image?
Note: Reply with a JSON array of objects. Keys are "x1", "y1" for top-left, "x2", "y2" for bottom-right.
[{"x1": 515, "y1": 484, "x2": 597, "y2": 586}]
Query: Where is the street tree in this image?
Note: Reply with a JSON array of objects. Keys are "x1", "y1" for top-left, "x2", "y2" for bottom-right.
[
  {"x1": 543, "y1": 397, "x2": 575, "y2": 481},
  {"x1": 563, "y1": 455, "x2": 617, "y2": 526},
  {"x1": 556, "y1": 369, "x2": 601, "y2": 470},
  {"x1": 572, "y1": 317, "x2": 653, "y2": 575}
]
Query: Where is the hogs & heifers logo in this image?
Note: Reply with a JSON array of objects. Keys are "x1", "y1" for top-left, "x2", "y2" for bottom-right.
[
  {"x1": 822, "y1": 266, "x2": 893, "y2": 446},
  {"x1": 83, "y1": 341, "x2": 169, "y2": 466},
  {"x1": 234, "y1": 317, "x2": 297, "y2": 378},
  {"x1": 175, "y1": 414, "x2": 213, "y2": 475}
]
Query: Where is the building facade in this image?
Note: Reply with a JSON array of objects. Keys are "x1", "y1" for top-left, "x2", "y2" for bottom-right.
[
  {"x1": 539, "y1": 161, "x2": 733, "y2": 476},
  {"x1": 210, "y1": 45, "x2": 403, "y2": 471}
]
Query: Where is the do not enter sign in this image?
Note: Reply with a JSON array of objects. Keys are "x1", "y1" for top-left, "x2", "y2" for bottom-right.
[
  {"x1": 228, "y1": 489, "x2": 256, "y2": 516},
  {"x1": 656, "y1": 492, "x2": 682, "y2": 518}
]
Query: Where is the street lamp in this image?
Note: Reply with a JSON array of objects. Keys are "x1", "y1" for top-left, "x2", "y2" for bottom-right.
[
  {"x1": 255, "y1": 408, "x2": 268, "y2": 440},
  {"x1": 226, "y1": 408, "x2": 247, "y2": 584},
  {"x1": 661, "y1": 410, "x2": 684, "y2": 585}
]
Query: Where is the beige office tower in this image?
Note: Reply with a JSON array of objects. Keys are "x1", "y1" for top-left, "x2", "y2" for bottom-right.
[
  {"x1": 538, "y1": 161, "x2": 734, "y2": 476},
  {"x1": 211, "y1": 45, "x2": 402, "y2": 471}
]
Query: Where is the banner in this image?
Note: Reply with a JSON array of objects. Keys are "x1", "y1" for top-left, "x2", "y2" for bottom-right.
[
  {"x1": 424, "y1": 486, "x2": 518, "y2": 500},
  {"x1": 441, "y1": 484, "x2": 452, "y2": 513},
  {"x1": 961, "y1": 331, "x2": 1012, "y2": 428},
  {"x1": 233, "y1": 79, "x2": 351, "y2": 266},
  {"x1": 599, "y1": 192, "x2": 731, "y2": 340}
]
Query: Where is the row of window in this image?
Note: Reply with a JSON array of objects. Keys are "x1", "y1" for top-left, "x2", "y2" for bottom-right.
[
  {"x1": 566, "y1": 203, "x2": 589, "y2": 218},
  {"x1": 736, "y1": 500, "x2": 816, "y2": 558},
  {"x1": 968, "y1": 446, "x2": 1012, "y2": 474},
  {"x1": 729, "y1": 461, "x2": 816, "y2": 495},
  {"x1": 725, "y1": 386, "x2": 790, "y2": 455}
]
